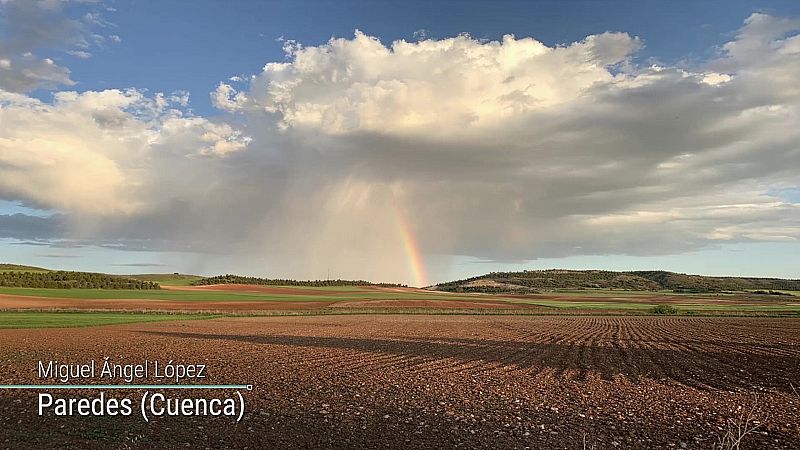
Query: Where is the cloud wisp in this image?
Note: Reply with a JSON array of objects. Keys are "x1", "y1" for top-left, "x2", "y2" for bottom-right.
[{"x1": 0, "y1": 0, "x2": 122, "y2": 93}]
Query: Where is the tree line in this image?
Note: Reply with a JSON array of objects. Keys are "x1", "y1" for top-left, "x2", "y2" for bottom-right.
[
  {"x1": 0, "y1": 271, "x2": 160, "y2": 290},
  {"x1": 191, "y1": 274, "x2": 406, "y2": 288},
  {"x1": 435, "y1": 269, "x2": 800, "y2": 293}
]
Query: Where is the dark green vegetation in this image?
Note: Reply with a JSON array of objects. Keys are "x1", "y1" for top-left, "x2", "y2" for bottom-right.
[
  {"x1": 128, "y1": 273, "x2": 203, "y2": 286},
  {"x1": 649, "y1": 304, "x2": 680, "y2": 315},
  {"x1": 0, "y1": 271, "x2": 159, "y2": 289},
  {"x1": 750, "y1": 290, "x2": 795, "y2": 296},
  {"x1": 192, "y1": 274, "x2": 406, "y2": 287},
  {"x1": 0, "y1": 311, "x2": 217, "y2": 329},
  {"x1": 434, "y1": 269, "x2": 800, "y2": 294}
]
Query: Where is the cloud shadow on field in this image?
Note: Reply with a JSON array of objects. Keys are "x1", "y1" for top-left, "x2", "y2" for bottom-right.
[{"x1": 142, "y1": 331, "x2": 800, "y2": 393}]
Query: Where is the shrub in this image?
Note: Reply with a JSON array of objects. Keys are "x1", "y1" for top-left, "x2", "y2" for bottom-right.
[
  {"x1": 649, "y1": 304, "x2": 680, "y2": 315},
  {"x1": 714, "y1": 394, "x2": 767, "y2": 450}
]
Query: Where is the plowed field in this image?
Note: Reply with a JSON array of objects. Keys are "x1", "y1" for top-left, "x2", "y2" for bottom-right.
[{"x1": 1, "y1": 315, "x2": 799, "y2": 449}]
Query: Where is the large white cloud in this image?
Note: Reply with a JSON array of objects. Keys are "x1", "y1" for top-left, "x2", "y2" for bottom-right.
[
  {"x1": 2, "y1": 12, "x2": 800, "y2": 284},
  {"x1": 215, "y1": 30, "x2": 642, "y2": 136},
  {"x1": 0, "y1": 89, "x2": 250, "y2": 214}
]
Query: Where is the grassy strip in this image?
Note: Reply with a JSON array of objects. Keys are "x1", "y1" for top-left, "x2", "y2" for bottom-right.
[{"x1": 0, "y1": 311, "x2": 220, "y2": 329}]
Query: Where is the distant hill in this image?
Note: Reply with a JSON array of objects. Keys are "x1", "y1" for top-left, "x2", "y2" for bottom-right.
[
  {"x1": 431, "y1": 270, "x2": 800, "y2": 294},
  {"x1": 191, "y1": 274, "x2": 406, "y2": 288},
  {"x1": 0, "y1": 264, "x2": 49, "y2": 272}
]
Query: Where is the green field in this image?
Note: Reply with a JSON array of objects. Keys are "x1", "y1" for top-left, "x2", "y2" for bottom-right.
[
  {"x1": 0, "y1": 286, "x2": 480, "y2": 302},
  {"x1": 1, "y1": 284, "x2": 798, "y2": 318},
  {"x1": 0, "y1": 311, "x2": 219, "y2": 329}
]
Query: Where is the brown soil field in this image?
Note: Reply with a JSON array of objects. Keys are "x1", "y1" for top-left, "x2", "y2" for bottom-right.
[{"x1": 1, "y1": 315, "x2": 799, "y2": 449}]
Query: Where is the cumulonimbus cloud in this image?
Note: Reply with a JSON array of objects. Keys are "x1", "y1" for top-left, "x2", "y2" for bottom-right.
[
  {"x1": 1, "y1": 12, "x2": 800, "y2": 284},
  {"x1": 209, "y1": 15, "x2": 800, "y2": 261}
]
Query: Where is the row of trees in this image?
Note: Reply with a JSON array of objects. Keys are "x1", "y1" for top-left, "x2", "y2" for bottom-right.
[
  {"x1": 0, "y1": 271, "x2": 160, "y2": 290},
  {"x1": 435, "y1": 270, "x2": 661, "y2": 292},
  {"x1": 435, "y1": 269, "x2": 800, "y2": 293},
  {"x1": 633, "y1": 271, "x2": 800, "y2": 292},
  {"x1": 191, "y1": 274, "x2": 405, "y2": 288}
]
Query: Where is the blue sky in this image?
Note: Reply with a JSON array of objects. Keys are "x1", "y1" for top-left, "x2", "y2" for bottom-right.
[
  {"x1": 55, "y1": 0, "x2": 800, "y2": 116},
  {"x1": 2, "y1": 1, "x2": 800, "y2": 284}
]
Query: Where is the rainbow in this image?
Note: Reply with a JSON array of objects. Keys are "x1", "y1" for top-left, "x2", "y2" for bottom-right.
[{"x1": 394, "y1": 207, "x2": 427, "y2": 287}]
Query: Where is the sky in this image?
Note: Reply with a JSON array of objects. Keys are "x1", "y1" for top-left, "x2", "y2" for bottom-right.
[{"x1": 1, "y1": 0, "x2": 799, "y2": 285}]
